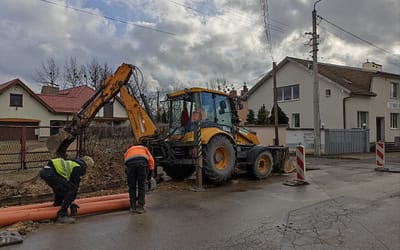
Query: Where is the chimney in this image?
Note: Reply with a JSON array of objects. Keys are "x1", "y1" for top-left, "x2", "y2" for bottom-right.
[
  {"x1": 229, "y1": 89, "x2": 237, "y2": 98},
  {"x1": 362, "y1": 61, "x2": 382, "y2": 72},
  {"x1": 41, "y1": 85, "x2": 59, "y2": 95},
  {"x1": 240, "y1": 82, "x2": 248, "y2": 96}
]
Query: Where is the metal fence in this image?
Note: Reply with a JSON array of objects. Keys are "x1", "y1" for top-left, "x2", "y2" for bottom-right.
[
  {"x1": 0, "y1": 124, "x2": 137, "y2": 171},
  {"x1": 0, "y1": 125, "x2": 81, "y2": 171},
  {"x1": 324, "y1": 129, "x2": 369, "y2": 154}
]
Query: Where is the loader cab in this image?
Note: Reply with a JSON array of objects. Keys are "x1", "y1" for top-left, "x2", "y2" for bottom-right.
[{"x1": 168, "y1": 88, "x2": 234, "y2": 136}]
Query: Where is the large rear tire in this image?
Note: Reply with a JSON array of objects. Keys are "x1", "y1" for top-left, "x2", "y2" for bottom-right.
[
  {"x1": 203, "y1": 135, "x2": 235, "y2": 182},
  {"x1": 163, "y1": 164, "x2": 195, "y2": 180},
  {"x1": 248, "y1": 151, "x2": 273, "y2": 179}
]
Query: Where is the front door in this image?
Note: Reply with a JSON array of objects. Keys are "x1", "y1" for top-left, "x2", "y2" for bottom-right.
[{"x1": 376, "y1": 117, "x2": 384, "y2": 141}]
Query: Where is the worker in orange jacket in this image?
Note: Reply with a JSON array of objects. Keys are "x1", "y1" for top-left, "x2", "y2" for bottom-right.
[{"x1": 124, "y1": 145, "x2": 155, "y2": 214}]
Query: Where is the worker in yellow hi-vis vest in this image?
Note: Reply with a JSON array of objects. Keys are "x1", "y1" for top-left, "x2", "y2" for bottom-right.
[{"x1": 39, "y1": 156, "x2": 94, "y2": 223}]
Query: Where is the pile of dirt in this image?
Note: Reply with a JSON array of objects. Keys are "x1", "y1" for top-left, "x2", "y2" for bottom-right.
[
  {"x1": 0, "y1": 150, "x2": 196, "y2": 206},
  {"x1": 0, "y1": 174, "x2": 49, "y2": 200},
  {"x1": 0, "y1": 150, "x2": 128, "y2": 204},
  {"x1": 80, "y1": 150, "x2": 126, "y2": 189}
]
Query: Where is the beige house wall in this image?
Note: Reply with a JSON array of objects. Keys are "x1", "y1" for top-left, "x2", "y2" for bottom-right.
[
  {"x1": 245, "y1": 125, "x2": 287, "y2": 146},
  {"x1": 237, "y1": 100, "x2": 248, "y2": 125}
]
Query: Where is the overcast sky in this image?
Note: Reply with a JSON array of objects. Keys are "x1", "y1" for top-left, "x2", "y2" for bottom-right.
[{"x1": 1, "y1": 0, "x2": 399, "y2": 93}]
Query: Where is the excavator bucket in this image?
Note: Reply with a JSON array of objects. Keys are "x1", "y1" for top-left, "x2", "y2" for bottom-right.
[{"x1": 46, "y1": 129, "x2": 76, "y2": 158}]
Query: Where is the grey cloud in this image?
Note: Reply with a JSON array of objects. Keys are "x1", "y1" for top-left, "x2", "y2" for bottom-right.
[{"x1": 0, "y1": 0, "x2": 398, "y2": 93}]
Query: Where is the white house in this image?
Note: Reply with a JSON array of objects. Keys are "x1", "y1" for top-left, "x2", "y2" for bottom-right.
[
  {"x1": 0, "y1": 79, "x2": 129, "y2": 140},
  {"x1": 247, "y1": 57, "x2": 400, "y2": 144}
]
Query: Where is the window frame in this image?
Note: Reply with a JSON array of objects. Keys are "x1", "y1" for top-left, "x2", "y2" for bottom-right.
[
  {"x1": 325, "y1": 89, "x2": 331, "y2": 97},
  {"x1": 291, "y1": 113, "x2": 300, "y2": 128},
  {"x1": 357, "y1": 111, "x2": 369, "y2": 128},
  {"x1": 390, "y1": 113, "x2": 399, "y2": 129},
  {"x1": 390, "y1": 82, "x2": 399, "y2": 99},
  {"x1": 277, "y1": 84, "x2": 300, "y2": 102},
  {"x1": 10, "y1": 93, "x2": 23, "y2": 107}
]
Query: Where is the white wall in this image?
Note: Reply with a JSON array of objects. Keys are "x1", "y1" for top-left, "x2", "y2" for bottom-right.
[
  {"x1": 248, "y1": 61, "x2": 349, "y2": 130},
  {"x1": 248, "y1": 60, "x2": 400, "y2": 143},
  {"x1": 347, "y1": 76, "x2": 400, "y2": 142},
  {"x1": 0, "y1": 85, "x2": 65, "y2": 137},
  {"x1": 113, "y1": 101, "x2": 128, "y2": 117}
]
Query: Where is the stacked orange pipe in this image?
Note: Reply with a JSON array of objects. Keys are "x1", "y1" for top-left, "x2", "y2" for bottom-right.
[
  {"x1": 0, "y1": 193, "x2": 130, "y2": 227},
  {"x1": 0, "y1": 193, "x2": 129, "y2": 213}
]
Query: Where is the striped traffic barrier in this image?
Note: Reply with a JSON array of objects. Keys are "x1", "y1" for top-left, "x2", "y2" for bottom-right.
[
  {"x1": 375, "y1": 141, "x2": 389, "y2": 172},
  {"x1": 296, "y1": 144, "x2": 306, "y2": 181},
  {"x1": 283, "y1": 144, "x2": 309, "y2": 186}
]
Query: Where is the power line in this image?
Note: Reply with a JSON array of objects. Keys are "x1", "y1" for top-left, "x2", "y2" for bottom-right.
[
  {"x1": 168, "y1": 0, "x2": 289, "y2": 34},
  {"x1": 38, "y1": 0, "x2": 176, "y2": 36},
  {"x1": 260, "y1": 0, "x2": 274, "y2": 62},
  {"x1": 318, "y1": 15, "x2": 397, "y2": 57}
]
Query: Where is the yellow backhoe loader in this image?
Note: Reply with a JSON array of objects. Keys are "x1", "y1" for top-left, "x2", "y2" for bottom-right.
[{"x1": 47, "y1": 63, "x2": 290, "y2": 182}]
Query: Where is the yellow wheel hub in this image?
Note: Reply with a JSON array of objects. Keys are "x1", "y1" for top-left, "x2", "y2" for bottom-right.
[
  {"x1": 257, "y1": 156, "x2": 270, "y2": 174},
  {"x1": 214, "y1": 147, "x2": 228, "y2": 170}
]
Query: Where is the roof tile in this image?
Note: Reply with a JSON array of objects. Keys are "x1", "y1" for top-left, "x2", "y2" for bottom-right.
[{"x1": 38, "y1": 85, "x2": 95, "y2": 113}]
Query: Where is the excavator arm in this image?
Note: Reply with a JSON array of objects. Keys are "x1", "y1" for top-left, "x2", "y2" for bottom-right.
[{"x1": 47, "y1": 63, "x2": 158, "y2": 157}]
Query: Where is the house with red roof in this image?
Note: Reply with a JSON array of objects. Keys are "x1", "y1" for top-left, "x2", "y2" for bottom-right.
[{"x1": 0, "y1": 79, "x2": 128, "y2": 139}]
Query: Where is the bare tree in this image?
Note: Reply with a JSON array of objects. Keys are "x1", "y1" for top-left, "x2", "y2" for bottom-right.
[
  {"x1": 86, "y1": 58, "x2": 102, "y2": 89},
  {"x1": 34, "y1": 58, "x2": 60, "y2": 86},
  {"x1": 99, "y1": 62, "x2": 113, "y2": 88},
  {"x1": 63, "y1": 57, "x2": 84, "y2": 88},
  {"x1": 206, "y1": 78, "x2": 231, "y2": 92}
]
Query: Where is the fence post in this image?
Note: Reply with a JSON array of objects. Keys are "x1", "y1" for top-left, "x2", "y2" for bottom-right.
[
  {"x1": 20, "y1": 127, "x2": 27, "y2": 170},
  {"x1": 375, "y1": 141, "x2": 388, "y2": 172}
]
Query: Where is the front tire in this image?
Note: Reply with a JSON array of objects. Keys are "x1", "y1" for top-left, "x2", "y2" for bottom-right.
[
  {"x1": 203, "y1": 135, "x2": 235, "y2": 182},
  {"x1": 248, "y1": 151, "x2": 273, "y2": 179}
]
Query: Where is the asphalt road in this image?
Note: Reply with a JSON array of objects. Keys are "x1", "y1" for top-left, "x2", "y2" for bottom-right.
[{"x1": 4, "y1": 154, "x2": 400, "y2": 250}]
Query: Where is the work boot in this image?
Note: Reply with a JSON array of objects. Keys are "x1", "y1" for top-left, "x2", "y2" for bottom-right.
[
  {"x1": 70, "y1": 203, "x2": 80, "y2": 216},
  {"x1": 136, "y1": 207, "x2": 145, "y2": 214},
  {"x1": 57, "y1": 216, "x2": 76, "y2": 224}
]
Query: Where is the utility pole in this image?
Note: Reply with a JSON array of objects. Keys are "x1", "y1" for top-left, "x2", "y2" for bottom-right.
[
  {"x1": 273, "y1": 62, "x2": 279, "y2": 146},
  {"x1": 312, "y1": 0, "x2": 322, "y2": 156}
]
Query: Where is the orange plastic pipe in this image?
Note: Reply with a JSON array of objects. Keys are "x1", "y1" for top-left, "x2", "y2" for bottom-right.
[
  {"x1": 0, "y1": 193, "x2": 129, "y2": 213},
  {"x1": 0, "y1": 198, "x2": 130, "y2": 227}
]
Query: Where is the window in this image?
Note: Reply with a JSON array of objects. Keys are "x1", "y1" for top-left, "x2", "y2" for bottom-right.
[
  {"x1": 103, "y1": 102, "x2": 113, "y2": 118},
  {"x1": 277, "y1": 84, "x2": 299, "y2": 102},
  {"x1": 215, "y1": 94, "x2": 232, "y2": 128},
  {"x1": 357, "y1": 111, "x2": 368, "y2": 128},
  {"x1": 292, "y1": 113, "x2": 300, "y2": 128},
  {"x1": 390, "y1": 82, "x2": 399, "y2": 98},
  {"x1": 10, "y1": 94, "x2": 23, "y2": 107},
  {"x1": 325, "y1": 89, "x2": 331, "y2": 97},
  {"x1": 390, "y1": 113, "x2": 399, "y2": 129}
]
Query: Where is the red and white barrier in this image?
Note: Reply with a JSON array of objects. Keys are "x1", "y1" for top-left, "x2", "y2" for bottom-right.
[
  {"x1": 376, "y1": 142, "x2": 385, "y2": 169},
  {"x1": 283, "y1": 144, "x2": 309, "y2": 186},
  {"x1": 296, "y1": 144, "x2": 306, "y2": 181}
]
